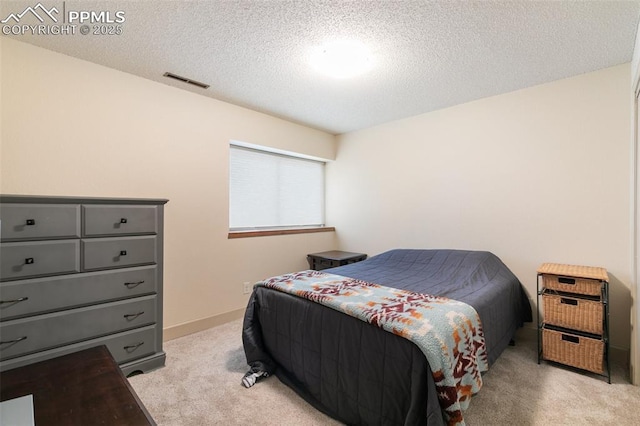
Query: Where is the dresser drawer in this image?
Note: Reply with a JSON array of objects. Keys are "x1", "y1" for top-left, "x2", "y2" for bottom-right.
[
  {"x1": 83, "y1": 205, "x2": 157, "y2": 236},
  {"x1": 0, "y1": 295, "x2": 156, "y2": 361},
  {"x1": 0, "y1": 240, "x2": 80, "y2": 281},
  {"x1": 0, "y1": 266, "x2": 158, "y2": 320},
  {"x1": 107, "y1": 325, "x2": 157, "y2": 364},
  {"x1": 83, "y1": 236, "x2": 157, "y2": 271},
  {"x1": 0, "y1": 325, "x2": 158, "y2": 372},
  {"x1": 0, "y1": 204, "x2": 80, "y2": 242}
]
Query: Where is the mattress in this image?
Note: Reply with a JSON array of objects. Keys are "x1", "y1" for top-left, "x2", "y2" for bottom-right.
[{"x1": 242, "y1": 249, "x2": 532, "y2": 425}]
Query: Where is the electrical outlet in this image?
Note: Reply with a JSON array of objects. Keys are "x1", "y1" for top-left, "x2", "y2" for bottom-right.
[{"x1": 243, "y1": 282, "x2": 252, "y2": 294}]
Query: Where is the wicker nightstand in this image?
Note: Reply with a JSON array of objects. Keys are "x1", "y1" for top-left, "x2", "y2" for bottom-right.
[
  {"x1": 307, "y1": 250, "x2": 367, "y2": 271},
  {"x1": 536, "y1": 262, "x2": 610, "y2": 383}
]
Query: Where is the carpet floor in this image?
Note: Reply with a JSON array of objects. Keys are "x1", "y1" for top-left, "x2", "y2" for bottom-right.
[{"x1": 129, "y1": 319, "x2": 640, "y2": 425}]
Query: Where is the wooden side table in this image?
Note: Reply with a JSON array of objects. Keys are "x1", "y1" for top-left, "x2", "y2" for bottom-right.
[
  {"x1": 307, "y1": 250, "x2": 367, "y2": 271},
  {"x1": 0, "y1": 345, "x2": 155, "y2": 425}
]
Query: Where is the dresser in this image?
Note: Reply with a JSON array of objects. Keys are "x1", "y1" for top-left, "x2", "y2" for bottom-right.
[
  {"x1": 0, "y1": 195, "x2": 168, "y2": 376},
  {"x1": 536, "y1": 262, "x2": 610, "y2": 382}
]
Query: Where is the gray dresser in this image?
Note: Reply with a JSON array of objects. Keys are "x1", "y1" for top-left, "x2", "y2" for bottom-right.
[{"x1": 0, "y1": 195, "x2": 168, "y2": 376}]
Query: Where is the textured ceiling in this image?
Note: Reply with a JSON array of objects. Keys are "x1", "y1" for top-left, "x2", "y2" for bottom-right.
[{"x1": 3, "y1": 1, "x2": 640, "y2": 134}]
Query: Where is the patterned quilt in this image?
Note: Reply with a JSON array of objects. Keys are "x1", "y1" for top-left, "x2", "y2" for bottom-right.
[{"x1": 257, "y1": 270, "x2": 489, "y2": 426}]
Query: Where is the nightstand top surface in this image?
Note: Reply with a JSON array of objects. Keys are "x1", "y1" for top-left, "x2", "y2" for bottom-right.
[
  {"x1": 537, "y1": 262, "x2": 608, "y2": 281},
  {"x1": 307, "y1": 250, "x2": 367, "y2": 261}
]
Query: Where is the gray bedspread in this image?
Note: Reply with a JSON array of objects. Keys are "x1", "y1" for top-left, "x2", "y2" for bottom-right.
[
  {"x1": 327, "y1": 249, "x2": 532, "y2": 365},
  {"x1": 242, "y1": 249, "x2": 532, "y2": 425}
]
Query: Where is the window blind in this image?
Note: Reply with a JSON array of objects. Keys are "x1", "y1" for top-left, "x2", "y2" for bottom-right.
[{"x1": 229, "y1": 145, "x2": 325, "y2": 230}]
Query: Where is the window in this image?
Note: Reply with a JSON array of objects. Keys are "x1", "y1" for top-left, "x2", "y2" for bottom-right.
[{"x1": 229, "y1": 143, "x2": 326, "y2": 233}]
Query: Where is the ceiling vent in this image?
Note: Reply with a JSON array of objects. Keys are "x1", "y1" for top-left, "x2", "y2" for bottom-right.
[{"x1": 163, "y1": 72, "x2": 210, "y2": 89}]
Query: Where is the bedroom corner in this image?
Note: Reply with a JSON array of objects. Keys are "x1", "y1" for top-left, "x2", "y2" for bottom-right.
[{"x1": 631, "y1": 15, "x2": 640, "y2": 386}]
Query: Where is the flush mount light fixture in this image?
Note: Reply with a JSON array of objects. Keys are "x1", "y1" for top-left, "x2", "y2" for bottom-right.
[{"x1": 309, "y1": 40, "x2": 373, "y2": 79}]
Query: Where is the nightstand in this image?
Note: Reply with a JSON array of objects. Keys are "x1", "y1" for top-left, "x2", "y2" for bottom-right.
[
  {"x1": 536, "y1": 262, "x2": 610, "y2": 383},
  {"x1": 307, "y1": 250, "x2": 367, "y2": 271}
]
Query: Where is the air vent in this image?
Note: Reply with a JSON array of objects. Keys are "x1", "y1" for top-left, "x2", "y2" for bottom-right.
[{"x1": 163, "y1": 72, "x2": 210, "y2": 89}]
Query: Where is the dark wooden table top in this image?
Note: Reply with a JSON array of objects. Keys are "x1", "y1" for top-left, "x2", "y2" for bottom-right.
[
  {"x1": 307, "y1": 250, "x2": 367, "y2": 261},
  {"x1": 0, "y1": 345, "x2": 155, "y2": 425}
]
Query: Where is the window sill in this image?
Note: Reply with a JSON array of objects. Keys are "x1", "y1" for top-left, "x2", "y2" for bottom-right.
[{"x1": 228, "y1": 226, "x2": 336, "y2": 239}]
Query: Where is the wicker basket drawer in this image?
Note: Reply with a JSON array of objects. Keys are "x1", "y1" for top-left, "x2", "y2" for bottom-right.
[
  {"x1": 541, "y1": 274, "x2": 602, "y2": 296},
  {"x1": 542, "y1": 294, "x2": 603, "y2": 334},
  {"x1": 542, "y1": 328, "x2": 604, "y2": 374}
]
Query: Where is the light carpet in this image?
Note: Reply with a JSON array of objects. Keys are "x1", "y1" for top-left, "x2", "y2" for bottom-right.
[{"x1": 129, "y1": 319, "x2": 640, "y2": 425}]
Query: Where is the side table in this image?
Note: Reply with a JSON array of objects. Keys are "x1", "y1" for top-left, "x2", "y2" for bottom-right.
[
  {"x1": 0, "y1": 345, "x2": 156, "y2": 425},
  {"x1": 307, "y1": 250, "x2": 367, "y2": 271}
]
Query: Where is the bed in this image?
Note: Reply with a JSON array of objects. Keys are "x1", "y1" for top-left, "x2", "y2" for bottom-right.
[{"x1": 242, "y1": 249, "x2": 532, "y2": 425}]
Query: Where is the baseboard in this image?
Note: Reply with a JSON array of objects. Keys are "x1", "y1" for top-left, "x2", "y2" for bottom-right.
[
  {"x1": 163, "y1": 308, "x2": 245, "y2": 342},
  {"x1": 518, "y1": 324, "x2": 538, "y2": 337},
  {"x1": 610, "y1": 345, "x2": 630, "y2": 368}
]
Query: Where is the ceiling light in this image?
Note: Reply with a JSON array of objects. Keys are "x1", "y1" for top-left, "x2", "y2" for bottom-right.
[{"x1": 309, "y1": 40, "x2": 373, "y2": 79}]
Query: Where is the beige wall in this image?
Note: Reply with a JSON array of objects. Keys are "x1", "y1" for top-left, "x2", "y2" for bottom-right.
[
  {"x1": 327, "y1": 64, "x2": 633, "y2": 351},
  {"x1": 2, "y1": 37, "x2": 634, "y2": 354},
  {"x1": 0, "y1": 38, "x2": 337, "y2": 338}
]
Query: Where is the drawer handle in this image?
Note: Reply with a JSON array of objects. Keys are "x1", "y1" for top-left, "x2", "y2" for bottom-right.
[
  {"x1": 25, "y1": 258, "x2": 35, "y2": 265},
  {"x1": 120, "y1": 250, "x2": 128, "y2": 256},
  {"x1": 0, "y1": 336, "x2": 27, "y2": 344},
  {"x1": 124, "y1": 311, "x2": 145, "y2": 320},
  {"x1": 561, "y1": 334, "x2": 580, "y2": 344},
  {"x1": 124, "y1": 280, "x2": 145, "y2": 288},
  {"x1": 560, "y1": 298, "x2": 578, "y2": 306},
  {"x1": 26, "y1": 219, "x2": 36, "y2": 226},
  {"x1": 120, "y1": 218, "x2": 128, "y2": 224},
  {"x1": 558, "y1": 277, "x2": 576, "y2": 285},
  {"x1": 0, "y1": 297, "x2": 29, "y2": 304},
  {"x1": 124, "y1": 342, "x2": 145, "y2": 351}
]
